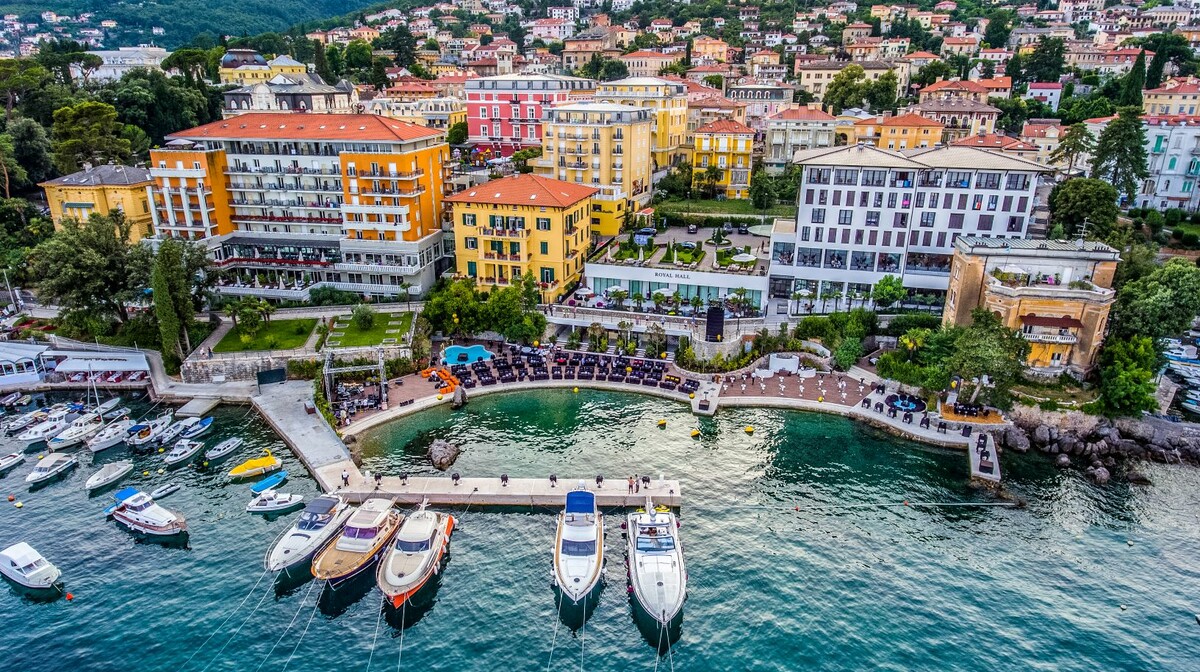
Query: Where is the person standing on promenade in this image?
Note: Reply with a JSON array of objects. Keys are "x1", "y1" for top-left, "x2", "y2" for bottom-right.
[{"x1": 628, "y1": 476, "x2": 635, "y2": 493}]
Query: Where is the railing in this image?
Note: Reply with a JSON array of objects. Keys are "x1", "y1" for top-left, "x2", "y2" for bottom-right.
[
  {"x1": 334, "y1": 262, "x2": 421, "y2": 275},
  {"x1": 360, "y1": 169, "x2": 425, "y2": 179},
  {"x1": 216, "y1": 256, "x2": 333, "y2": 268},
  {"x1": 1022, "y1": 332, "x2": 1078, "y2": 344},
  {"x1": 480, "y1": 228, "x2": 529, "y2": 237},
  {"x1": 231, "y1": 214, "x2": 343, "y2": 224}
]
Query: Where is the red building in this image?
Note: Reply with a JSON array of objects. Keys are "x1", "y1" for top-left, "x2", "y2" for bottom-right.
[{"x1": 464, "y1": 74, "x2": 595, "y2": 156}]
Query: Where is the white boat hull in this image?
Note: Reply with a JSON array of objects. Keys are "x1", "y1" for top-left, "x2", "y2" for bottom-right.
[{"x1": 265, "y1": 504, "x2": 355, "y2": 572}]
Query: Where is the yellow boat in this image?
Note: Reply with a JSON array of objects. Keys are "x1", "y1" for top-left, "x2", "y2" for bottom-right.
[{"x1": 227, "y1": 450, "x2": 281, "y2": 480}]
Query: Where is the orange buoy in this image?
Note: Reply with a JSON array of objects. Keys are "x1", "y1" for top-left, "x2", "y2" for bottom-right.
[
  {"x1": 65, "y1": 593, "x2": 73, "y2": 601},
  {"x1": 5, "y1": 495, "x2": 12, "y2": 502},
  {"x1": 903, "y1": 500, "x2": 909, "y2": 506}
]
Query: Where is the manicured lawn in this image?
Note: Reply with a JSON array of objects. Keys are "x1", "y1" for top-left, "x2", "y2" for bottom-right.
[
  {"x1": 213, "y1": 318, "x2": 316, "y2": 352},
  {"x1": 657, "y1": 198, "x2": 798, "y2": 218},
  {"x1": 327, "y1": 312, "x2": 413, "y2": 348}
]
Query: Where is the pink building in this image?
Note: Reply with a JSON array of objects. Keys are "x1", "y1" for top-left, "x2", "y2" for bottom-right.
[{"x1": 464, "y1": 74, "x2": 595, "y2": 156}]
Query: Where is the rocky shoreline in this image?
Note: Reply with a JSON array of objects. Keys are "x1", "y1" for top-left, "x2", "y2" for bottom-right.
[{"x1": 996, "y1": 406, "x2": 1200, "y2": 484}]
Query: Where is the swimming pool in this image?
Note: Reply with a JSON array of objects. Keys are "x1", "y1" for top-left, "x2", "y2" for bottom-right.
[{"x1": 442, "y1": 344, "x2": 494, "y2": 365}]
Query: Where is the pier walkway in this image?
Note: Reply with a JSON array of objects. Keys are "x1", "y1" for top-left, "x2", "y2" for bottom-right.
[
  {"x1": 338, "y1": 475, "x2": 682, "y2": 508},
  {"x1": 250, "y1": 380, "x2": 360, "y2": 492}
]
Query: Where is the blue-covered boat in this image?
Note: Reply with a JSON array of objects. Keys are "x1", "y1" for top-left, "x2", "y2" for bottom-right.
[
  {"x1": 180, "y1": 416, "x2": 214, "y2": 440},
  {"x1": 250, "y1": 470, "x2": 287, "y2": 495}
]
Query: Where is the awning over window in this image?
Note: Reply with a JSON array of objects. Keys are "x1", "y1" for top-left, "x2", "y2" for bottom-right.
[{"x1": 1020, "y1": 315, "x2": 1083, "y2": 329}]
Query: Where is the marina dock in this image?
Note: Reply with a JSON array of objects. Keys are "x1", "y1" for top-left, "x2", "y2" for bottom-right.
[
  {"x1": 250, "y1": 380, "x2": 361, "y2": 491},
  {"x1": 339, "y1": 475, "x2": 683, "y2": 508},
  {"x1": 969, "y1": 433, "x2": 1002, "y2": 483},
  {"x1": 175, "y1": 397, "x2": 220, "y2": 417}
]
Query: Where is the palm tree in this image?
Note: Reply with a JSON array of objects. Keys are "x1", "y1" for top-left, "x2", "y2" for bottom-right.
[
  {"x1": 256, "y1": 298, "x2": 276, "y2": 325},
  {"x1": 671, "y1": 289, "x2": 683, "y2": 311},
  {"x1": 609, "y1": 289, "x2": 628, "y2": 310},
  {"x1": 632, "y1": 293, "x2": 645, "y2": 312},
  {"x1": 587, "y1": 322, "x2": 607, "y2": 351},
  {"x1": 898, "y1": 327, "x2": 931, "y2": 361},
  {"x1": 224, "y1": 302, "x2": 240, "y2": 329},
  {"x1": 689, "y1": 294, "x2": 704, "y2": 313},
  {"x1": 652, "y1": 291, "x2": 667, "y2": 313},
  {"x1": 790, "y1": 290, "x2": 806, "y2": 316}
]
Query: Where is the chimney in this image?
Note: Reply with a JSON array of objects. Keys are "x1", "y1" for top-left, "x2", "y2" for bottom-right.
[{"x1": 82, "y1": 162, "x2": 93, "y2": 172}]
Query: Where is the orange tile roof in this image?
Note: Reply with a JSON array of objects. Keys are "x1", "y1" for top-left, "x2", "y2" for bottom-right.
[
  {"x1": 1020, "y1": 122, "x2": 1064, "y2": 137},
  {"x1": 168, "y1": 113, "x2": 443, "y2": 143},
  {"x1": 769, "y1": 107, "x2": 836, "y2": 121},
  {"x1": 444, "y1": 174, "x2": 597, "y2": 208},
  {"x1": 904, "y1": 51, "x2": 940, "y2": 59},
  {"x1": 978, "y1": 76, "x2": 1012, "y2": 89},
  {"x1": 690, "y1": 94, "x2": 745, "y2": 109},
  {"x1": 880, "y1": 112, "x2": 944, "y2": 127},
  {"x1": 922, "y1": 79, "x2": 988, "y2": 94},
  {"x1": 695, "y1": 119, "x2": 755, "y2": 134},
  {"x1": 622, "y1": 50, "x2": 675, "y2": 59}
]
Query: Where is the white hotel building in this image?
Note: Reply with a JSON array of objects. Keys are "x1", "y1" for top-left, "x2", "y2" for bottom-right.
[{"x1": 767, "y1": 144, "x2": 1047, "y2": 304}]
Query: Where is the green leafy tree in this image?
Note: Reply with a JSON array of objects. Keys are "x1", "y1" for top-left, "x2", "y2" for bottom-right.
[
  {"x1": 0, "y1": 60, "x2": 49, "y2": 120},
  {"x1": 0, "y1": 197, "x2": 52, "y2": 281},
  {"x1": 0, "y1": 134, "x2": 27, "y2": 197},
  {"x1": 1048, "y1": 178, "x2": 1118, "y2": 239},
  {"x1": 369, "y1": 58, "x2": 390, "y2": 90},
  {"x1": 1005, "y1": 52, "x2": 1024, "y2": 83},
  {"x1": 326, "y1": 45, "x2": 345, "y2": 78},
  {"x1": 50, "y1": 101, "x2": 132, "y2": 174},
  {"x1": 983, "y1": 11, "x2": 1012, "y2": 48},
  {"x1": 912, "y1": 60, "x2": 953, "y2": 88},
  {"x1": 871, "y1": 274, "x2": 907, "y2": 309},
  {"x1": 511, "y1": 147, "x2": 542, "y2": 173},
  {"x1": 313, "y1": 41, "x2": 334, "y2": 83},
  {"x1": 8, "y1": 117, "x2": 53, "y2": 186},
  {"x1": 822, "y1": 64, "x2": 869, "y2": 113},
  {"x1": 702, "y1": 75, "x2": 724, "y2": 90},
  {"x1": 378, "y1": 26, "x2": 418, "y2": 67},
  {"x1": 344, "y1": 39, "x2": 374, "y2": 71},
  {"x1": 1110, "y1": 258, "x2": 1200, "y2": 341},
  {"x1": 749, "y1": 167, "x2": 772, "y2": 210},
  {"x1": 1090, "y1": 106, "x2": 1149, "y2": 204},
  {"x1": 152, "y1": 238, "x2": 191, "y2": 364},
  {"x1": 1096, "y1": 336, "x2": 1160, "y2": 417},
  {"x1": 1024, "y1": 37, "x2": 1066, "y2": 83},
  {"x1": 948, "y1": 309, "x2": 1030, "y2": 406},
  {"x1": 352, "y1": 303, "x2": 376, "y2": 330},
  {"x1": 1048, "y1": 123, "x2": 1096, "y2": 174},
  {"x1": 28, "y1": 210, "x2": 149, "y2": 323},
  {"x1": 865, "y1": 71, "x2": 899, "y2": 112},
  {"x1": 447, "y1": 121, "x2": 468, "y2": 145},
  {"x1": 989, "y1": 96, "x2": 1031, "y2": 134},
  {"x1": 99, "y1": 69, "x2": 213, "y2": 145},
  {"x1": 1117, "y1": 50, "x2": 1146, "y2": 107}
]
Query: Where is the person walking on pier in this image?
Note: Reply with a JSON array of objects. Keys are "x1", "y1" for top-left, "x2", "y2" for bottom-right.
[
  {"x1": 627, "y1": 476, "x2": 635, "y2": 493},
  {"x1": 341, "y1": 469, "x2": 350, "y2": 488}
]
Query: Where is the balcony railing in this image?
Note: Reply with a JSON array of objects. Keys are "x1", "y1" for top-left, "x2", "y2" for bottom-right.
[
  {"x1": 215, "y1": 256, "x2": 333, "y2": 268},
  {"x1": 480, "y1": 228, "x2": 529, "y2": 237},
  {"x1": 231, "y1": 214, "x2": 343, "y2": 224},
  {"x1": 1022, "y1": 332, "x2": 1078, "y2": 344}
]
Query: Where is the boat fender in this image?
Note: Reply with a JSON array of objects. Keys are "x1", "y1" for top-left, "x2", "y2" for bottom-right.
[
  {"x1": 158, "y1": 447, "x2": 164, "y2": 453},
  {"x1": 157, "y1": 469, "x2": 164, "y2": 475},
  {"x1": 627, "y1": 585, "x2": 633, "y2": 594},
  {"x1": 689, "y1": 393, "x2": 695, "y2": 399},
  {"x1": 744, "y1": 426, "x2": 754, "y2": 433},
  {"x1": 620, "y1": 522, "x2": 626, "y2": 529},
  {"x1": 573, "y1": 387, "x2": 579, "y2": 393},
  {"x1": 37, "y1": 454, "x2": 43, "y2": 460},
  {"x1": 690, "y1": 429, "x2": 700, "y2": 438},
  {"x1": 657, "y1": 419, "x2": 666, "y2": 427}
]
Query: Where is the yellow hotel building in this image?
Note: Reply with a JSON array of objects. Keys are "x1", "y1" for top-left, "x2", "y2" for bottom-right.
[
  {"x1": 691, "y1": 119, "x2": 755, "y2": 200},
  {"x1": 595, "y1": 77, "x2": 689, "y2": 173},
  {"x1": 449, "y1": 174, "x2": 595, "y2": 302},
  {"x1": 534, "y1": 102, "x2": 653, "y2": 237},
  {"x1": 40, "y1": 164, "x2": 155, "y2": 242},
  {"x1": 150, "y1": 113, "x2": 452, "y2": 300},
  {"x1": 943, "y1": 236, "x2": 1120, "y2": 376}
]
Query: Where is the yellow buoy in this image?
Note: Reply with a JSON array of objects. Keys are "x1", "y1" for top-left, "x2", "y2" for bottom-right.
[
  {"x1": 745, "y1": 426, "x2": 754, "y2": 434},
  {"x1": 142, "y1": 471, "x2": 150, "y2": 477},
  {"x1": 37, "y1": 454, "x2": 44, "y2": 460},
  {"x1": 690, "y1": 429, "x2": 700, "y2": 438},
  {"x1": 436, "y1": 394, "x2": 443, "y2": 400},
  {"x1": 688, "y1": 393, "x2": 695, "y2": 399},
  {"x1": 818, "y1": 396, "x2": 824, "y2": 403},
  {"x1": 14, "y1": 501, "x2": 22, "y2": 508},
  {"x1": 158, "y1": 447, "x2": 164, "y2": 453},
  {"x1": 573, "y1": 387, "x2": 579, "y2": 393},
  {"x1": 657, "y1": 419, "x2": 667, "y2": 427}
]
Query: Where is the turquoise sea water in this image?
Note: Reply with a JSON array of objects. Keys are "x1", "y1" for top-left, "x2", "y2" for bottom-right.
[{"x1": 2, "y1": 389, "x2": 1200, "y2": 671}]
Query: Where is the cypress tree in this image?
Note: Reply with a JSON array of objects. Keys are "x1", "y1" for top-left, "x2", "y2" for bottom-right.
[
  {"x1": 313, "y1": 41, "x2": 334, "y2": 83},
  {"x1": 1145, "y1": 39, "x2": 1167, "y2": 89},
  {"x1": 1118, "y1": 51, "x2": 1146, "y2": 107}
]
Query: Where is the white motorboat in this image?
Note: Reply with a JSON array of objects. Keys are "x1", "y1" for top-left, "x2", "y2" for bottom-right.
[
  {"x1": 102, "y1": 406, "x2": 131, "y2": 421},
  {"x1": 24, "y1": 453, "x2": 78, "y2": 485},
  {"x1": 87, "y1": 419, "x2": 134, "y2": 453},
  {"x1": 626, "y1": 496, "x2": 686, "y2": 628},
  {"x1": 5, "y1": 408, "x2": 47, "y2": 434},
  {"x1": 264, "y1": 494, "x2": 355, "y2": 572},
  {"x1": 204, "y1": 437, "x2": 243, "y2": 461},
  {"x1": 0, "y1": 452, "x2": 24, "y2": 474},
  {"x1": 246, "y1": 489, "x2": 304, "y2": 514},
  {"x1": 0, "y1": 543, "x2": 61, "y2": 592},
  {"x1": 553, "y1": 489, "x2": 603, "y2": 605},
  {"x1": 48, "y1": 412, "x2": 105, "y2": 451},
  {"x1": 109, "y1": 487, "x2": 187, "y2": 536},
  {"x1": 85, "y1": 461, "x2": 134, "y2": 491},
  {"x1": 163, "y1": 439, "x2": 204, "y2": 467},
  {"x1": 180, "y1": 416, "x2": 214, "y2": 440},
  {"x1": 159, "y1": 417, "x2": 201, "y2": 445},
  {"x1": 17, "y1": 416, "x2": 71, "y2": 450},
  {"x1": 377, "y1": 500, "x2": 456, "y2": 609},
  {"x1": 126, "y1": 413, "x2": 173, "y2": 449}
]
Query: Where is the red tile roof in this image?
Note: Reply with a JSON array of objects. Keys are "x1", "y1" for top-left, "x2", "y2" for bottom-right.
[
  {"x1": 880, "y1": 112, "x2": 944, "y2": 127},
  {"x1": 768, "y1": 107, "x2": 836, "y2": 121},
  {"x1": 695, "y1": 119, "x2": 755, "y2": 134},
  {"x1": 952, "y1": 133, "x2": 1036, "y2": 150},
  {"x1": 168, "y1": 113, "x2": 443, "y2": 143},
  {"x1": 922, "y1": 79, "x2": 988, "y2": 94},
  {"x1": 444, "y1": 174, "x2": 597, "y2": 208}
]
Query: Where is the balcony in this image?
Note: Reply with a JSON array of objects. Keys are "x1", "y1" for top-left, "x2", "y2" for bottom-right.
[
  {"x1": 1022, "y1": 331, "x2": 1078, "y2": 344},
  {"x1": 231, "y1": 214, "x2": 343, "y2": 224},
  {"x1": 215, "y1": 256, "x2": 333, "y2": 268},
  {"x1": 360, "y1": 169, "x2": 424, "y2": 179},
  {"x1": 335, "y1": 261, "x2": 421, "y2": 275},
  {"x1": 480, "y1": 228, "x2": 529, "y2": 238}
]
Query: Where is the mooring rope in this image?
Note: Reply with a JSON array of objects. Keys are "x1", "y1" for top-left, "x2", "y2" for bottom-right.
[
  {"x1": 579, "y1": 592, "x2": 587, "y2": 672},
  {"x1": 180, "y1": 568, "x2": 271, "y2": 671},
  {"x1": 200, "y1": 570, "x2": 276, "y2": 672},
  {"x1": 281, "y1": 581, "x2": 325, "y2": 672},
  {"x1": 395, "y1": 600, "x2": 407, "y2": 672},
  {"x1": 364, "y1": 597, "x2": 386, "y2": 672},
  {"x1": 651, "y1": 620, "x2": 666, "y2": 672},
  {"x1": 254, "y1": 579, "x2": 318, "y2": 672},
  {"x1": 546, "y1": 583, "x2": 566, "y2": 671}
]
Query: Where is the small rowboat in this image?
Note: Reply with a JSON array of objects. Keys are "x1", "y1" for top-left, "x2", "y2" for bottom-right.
[
  {"x1": 0, "y1": 392, "x2": 20, "y2": 406},
  {"x1": 102, "y1": 406, "x2": 131, "y2": 421},
  {"x1": 0, "y1": 452, "x2": 25, "y2": 475},
  {"x1": 163, "y1": 440, "x2": 204, "y2": 467},
  {"x1": 150, "y1": 483, "x2": 180, "y2": 500},
  {"x1": 228, "y1": 450, "x2": 281, "y2": 480},
  {"x1": 250, "y1": 470, "x2": 287, "y2": 495},
  {"x1": 180, "y1": 416, "x2": 213, "y2": 440}
]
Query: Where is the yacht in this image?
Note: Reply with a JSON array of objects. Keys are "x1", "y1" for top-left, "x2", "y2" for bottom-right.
[
  {"x1": 553, "y1": 489, "x2": 604, "y2": 605},
  {"x1": 377, "y1": 500, "x2": 455, "y2": 609},
  {"x1": 265, "y1": 494, "x2": 355, "y2": 572},
  {"x1": 126, "y1": 413, "x2": 173, "y2": 450},
  {"x1": 24, "y1": 453, "x2": 78, "y2": 485},
  {"x1": 162, "y1": 439, "x2": 204, "y2": 467},
  {"x1": 626, "y1": 496, "x2": 687, "y2": 629},
  {"x1": 0, "y1": 543, "x2": 62, "y2": 593},
  {"x1": 17, "y1": 407, "x2": 74, "y2": 450},
  {"x1": 312, "y1": 497, "x2": 401, "y2": 586},
  {"x1": 109, "y1": 488, "x2": 187, "y2": 537},
  {"x1": 5, "y1": 408, "x2": 47, "y2": 434},
  {"x1": 48, "y1": 412, "x2": 105, "y2": 451},
  {"x1": 87, "y1": 419, "x2": 134, "y2": 453},
  {"x1": 85, "y1": 461, "x2": 134, "y2": 491}
]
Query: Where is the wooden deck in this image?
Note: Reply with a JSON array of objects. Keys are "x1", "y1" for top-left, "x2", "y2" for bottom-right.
[{"x1": 338, "y1": 475, "x2": 683, "y2": 508}]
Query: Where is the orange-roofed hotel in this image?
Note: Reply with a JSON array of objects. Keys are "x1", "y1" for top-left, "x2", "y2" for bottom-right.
[{"x1": 149, "y1": 113, "x2": 453, "y2": 301}]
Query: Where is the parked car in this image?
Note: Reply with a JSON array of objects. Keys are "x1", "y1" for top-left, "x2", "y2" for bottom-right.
[
  {"x1": 679, "y1": 241, "x2": 697, "y2": 250},
  {"x1": 636, "y1": 227, "x2": 656, "y2": 236},
  {"x1": 687, "y1": 223, "x2": 698, "y2": 234},
  {"x1": 722, "y1": 222, "x2": 733, "y2": 233},
  {"x1": 737, "y1": 223, "x2": 749, "y2": 234}
]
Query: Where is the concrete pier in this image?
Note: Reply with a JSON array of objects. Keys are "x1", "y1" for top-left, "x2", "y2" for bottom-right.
[
  {"x1": 338, "y1": 475, "x2": 682, "y2": 508},
  {"x1": 251, "y1": 380, "x2": 361, "y2": 491},
  {"x1": 175, "y1": 397, "x2": 220, "y2": 417},
  {"x1": 969, "y1": 433, "x2": 1002, "y2": 483}
]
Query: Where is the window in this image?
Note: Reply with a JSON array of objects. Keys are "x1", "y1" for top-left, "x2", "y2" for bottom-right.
[
  {"x1": 800, "y1": 226, "x2": 811, "y2": 241},
  {"x1": 463, "y1": 213, "x2": 476, "y2": 226},
  {"x1": 481, "y1": 107, "x2": 488, "y2": 118},
  {"x1": 948, "y1": 213, "x2": 964, "y2": 229},
  {"x1": 818, "y1": 190, "x2": 827, "y2": 205},
  {"x1": 866, "y1": 211, "x2": 880, "y2": 227},
  {"x1": 464, "y1": 237, "x2": 478, "y2": 249},
  {"x1": 893, "y1": 213, "x2": 908, "y2": 228},
  {"x1": 972, "y1": 195, "x2": 983, "y2": 210},
  {"x1": 976, "y1": 172, "x2": 1001, "y2": 189},
  {"x1": 859, "y1": 191, "x2": 869, "y2": 207},
  {"x1": 920, "y1": 212, "x2": 936, "y2": 227},
  {"x1": 1007, "y1": 216, "x2": 1023, "y2": 232},
  {"x1": 874, "y1": 192, "x2": 883, "y2": 207},
  {"x1": 536, "y1": 217, "x2": 551, "y2": 230},
  {"x1": 977, "y1": 214, "x2": 994, "y2": 231},
  {"x1": 540, "y1": 241, "x2": 549, "y2": 254},
  {"x1": 915, "y1": 192, "x2": 926, "y2": 208},
  {"x1": 839, "y1": 210, "x2": 853, "y2": 225},
  {"x1": 946, "y1": 171, "x2": 971, "y2": 188},
  {"x1": 834, "y1": 168, "x2": 858, "y2": 185},
  {"x1": 887, "y1": 193, "x2": 897, "y2": 208},
  {"x1": 811, "y1": 208, "x2": 826, "y2": 223},
  {"x1": 987, "y1": 195, "x2": 999, "y2": 211},
  {"x1": 1006, "y1": 173, "x2": 1029, "y2": 190},
  {"x1": 861, "y1": 169, "x2": 887, "y2": 186},
  {"x1": 808, "y1": 167, "x2": 831, "y2": 184}
]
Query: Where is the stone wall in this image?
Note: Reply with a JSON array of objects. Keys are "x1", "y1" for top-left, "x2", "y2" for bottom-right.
[{"x1": 181, "y1": 344, "x2": 412, "y2": 383}]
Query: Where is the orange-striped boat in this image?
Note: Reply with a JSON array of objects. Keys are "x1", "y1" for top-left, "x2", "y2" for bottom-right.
[{"x1": 376, "y1": 499, "x2": 455, "y2": 609}]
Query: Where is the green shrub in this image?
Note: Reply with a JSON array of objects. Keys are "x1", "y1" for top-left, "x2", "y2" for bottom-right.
[
  {"x1": 293, "y1": 322, "x2": 308, "y2": 335},
  {"x1": 833, "y1": 339, "x2": 863, "y2": 370},
  {"x1": 885, "y1": 312, "x2": 942, "y2": 336},
  {"x1": 1038, "y1": 399, "x2": 1062, "y2": 411},
  {"x1": 352, "y1": 303, "x2": 376, "y2": 330},
  {"x1": 1182, "y1": 232, "x2": 1199, "y2": 247}
]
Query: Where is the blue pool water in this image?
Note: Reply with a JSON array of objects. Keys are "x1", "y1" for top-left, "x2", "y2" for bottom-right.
[{"x1": 442, "y1": 344, "x2": 493, "y2": 365}]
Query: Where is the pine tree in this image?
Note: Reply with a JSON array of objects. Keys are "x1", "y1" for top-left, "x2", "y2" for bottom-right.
[
  {"x1": 1090, "y1": 106, "x2": 1149, "y2": 204},
  {"x1": 313, "y1": 41, "x2": 333, "y2": 84},
  {"x1": 1048, "y1": 123, "x2": 1097, "y2": 175},
  {"x1": 1005, "y1": 52, "x2": 1023, "y2": 83},
  {"x1": 1145, "y1": 39, "x2": 1167, "y2": 89},
  {"x1": 152, "y1": 250, "x2": 183, "y2": 366},
  {"x1": 1118, "y1": 50, "x2": 1146, "y2": 107}
]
